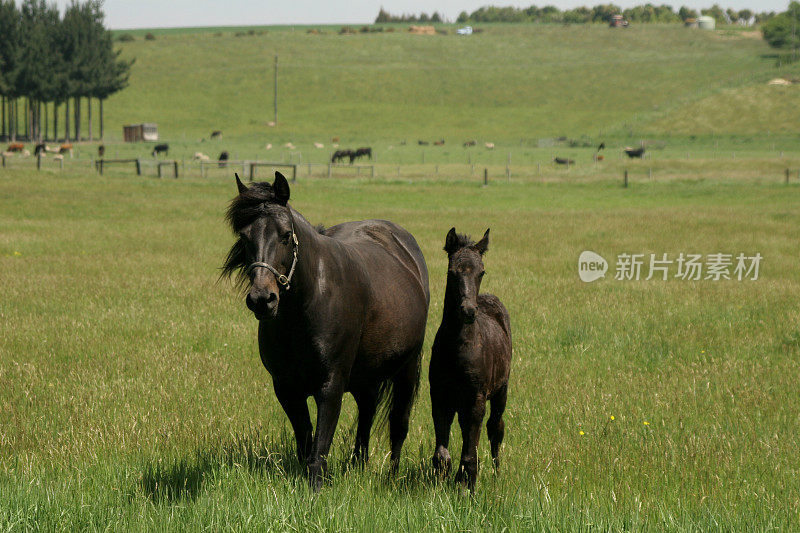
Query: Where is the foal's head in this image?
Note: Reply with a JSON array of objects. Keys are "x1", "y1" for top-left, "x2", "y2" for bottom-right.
[
  {"x1": 444, "y1": 227, "x2": 490, "y2": 324},
  {"x1": 222, "y1": 172, "x2": 296, "y2": 320}
]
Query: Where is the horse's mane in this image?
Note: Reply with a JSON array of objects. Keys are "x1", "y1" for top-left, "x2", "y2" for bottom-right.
[
  {"x1": 220, "y1": 181, "x2": 325, "y2": 286},
  {"x1": 220, "y1": 181, "x2": 279, "y2": 287}
]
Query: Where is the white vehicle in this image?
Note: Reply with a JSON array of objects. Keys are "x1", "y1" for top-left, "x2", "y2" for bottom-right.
[{"x1": 457, "y1": 26, "x2": 473, "y2": 35}]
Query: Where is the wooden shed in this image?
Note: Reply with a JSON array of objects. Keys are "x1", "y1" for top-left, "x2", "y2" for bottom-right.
[{"x1": 123, "y1": 123, "x2": 158, "y2": 142}]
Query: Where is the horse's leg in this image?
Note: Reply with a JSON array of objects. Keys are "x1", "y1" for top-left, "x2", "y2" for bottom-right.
[
  {"x1": 388, "y1": 355, "x2": 420, "y2": 472},
  {"x1": 350, "y1": 385, "x2": 380, "y2": 466},
  {"x1": 455, "y1": 398, "x2": 486, "y2": 492},
  {"x1": 431, "y1": 389, "x2": 455, "y2": 475},
  {"x1": 486, "y1": 385, "x2": 508, "y2": 471},
  {"x1": 273, "y1": 382, "x2": 312, "y2": 464},
  {"x1": 308, "y1": 380, "x2": 345, "y2": 491}
]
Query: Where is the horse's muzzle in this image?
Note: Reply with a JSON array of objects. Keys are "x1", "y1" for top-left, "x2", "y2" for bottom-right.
[
  {"x1": 246, "y1": 291, "x2": 278, "y2": 320},
  {"x1": 460, "y1": 304, "x2": 477, "y2": 324}
]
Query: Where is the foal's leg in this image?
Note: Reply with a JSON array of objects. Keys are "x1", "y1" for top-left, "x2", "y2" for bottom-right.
[
  {"x1": 273, "y1": 382, "x2": 312, "y2": 465},
  {"x1": 308, "y1": 380, "x2": 345, "y2": 491},
  {"x1": 455, "y1": 398, "x2": 486, "y2": 492},
  {"x1": 486, "y1": 385, "x2": 508, "y2": 471},
  {"x1": 431, "y1": 389, "x2": 455, "y2": 475},
  {"x1": 350, "y1": 385, "x2": 380, "y2": 466},
  {"x1": 388, "y1": 355, "x2": 421, "y2": 472}
]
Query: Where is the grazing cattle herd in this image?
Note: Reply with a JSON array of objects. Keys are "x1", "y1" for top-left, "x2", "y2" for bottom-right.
[{"x1": 2, "y1": 139, "x2": 648, "y2": 175}]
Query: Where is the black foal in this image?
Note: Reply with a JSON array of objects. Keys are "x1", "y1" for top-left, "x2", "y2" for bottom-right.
[{"x1": 429, "y1": 227, "x2": 512, "y2": 491}]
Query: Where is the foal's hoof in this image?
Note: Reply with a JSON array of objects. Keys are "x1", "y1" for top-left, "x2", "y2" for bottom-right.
[{"x1": 431, "y1": 450, "x2": 452, "y2": 475}]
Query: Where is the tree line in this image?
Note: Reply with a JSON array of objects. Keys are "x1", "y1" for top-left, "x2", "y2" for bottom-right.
[
  {"x1": 0, "y1": 0, "x2": 132, "y2": 143},
  {"x1": 377, "y1": 4, "x2": 774, "y2": 26},
  {"x1": 761, "y1": 1, "x2": 800, "y2": 56}
]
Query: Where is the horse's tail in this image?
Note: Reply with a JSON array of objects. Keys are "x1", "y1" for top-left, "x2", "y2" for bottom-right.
[{"x1": 373, "y1": 344, "x2": 423, "y2": 431}]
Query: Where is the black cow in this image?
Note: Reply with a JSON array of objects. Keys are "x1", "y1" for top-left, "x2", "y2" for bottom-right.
[
  {"x1": 211, "y1": 130, "x2": 222, "y2": 139},
  {"x1": 34, "y1": 143, "x2": 46, "y2": 156},
  {"x1": 624, "y1": 147, "x2": 645, "y2": 159},
  {"x1": 354, "y1": 147, "x2": 372, "y2": 161},
  {"x1": 98, "y1": 145, "x2": 105, "y2": 157},
  {"x1": 152, "y1": 143, "x2": 169, "y2": 157},
  {"x1": 554, "y1": 157, "x2": 574, "y2": 165},
  {"x1": 331, "y1": 149, "x2": 353, "y2": 164},
  {"x1": 218, "y1": 150, "x2": 230, "y2": 167}
]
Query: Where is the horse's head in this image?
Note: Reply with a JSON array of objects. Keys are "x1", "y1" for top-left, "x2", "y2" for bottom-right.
[
  {"x1": 444, "y1": 227, "x2": 489, "y2": 324},
  {"x1": 222, "y1": 171, "x2": 297, "y2": 320}
]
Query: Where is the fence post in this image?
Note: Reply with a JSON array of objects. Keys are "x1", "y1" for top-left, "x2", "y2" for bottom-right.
[
  {"x1": 249, "y1": 163, "x2": 255, "y2": 180},
  {"x1": 99, "y1": 160, "x2": 104, "y2": 175},
  {"x1": 623, "y1": 169, "x2": 628, "y2": 188},
  {"x1": 135, "y1": 159, "x2": 141, "y2": 176},
  {"x1": 786, "y1": 168, "x2": 790, "y2": 184},
  {"x1": 649, "y1": 168, "x2": 652, "y2": 180},
  {"x1": 292, "y1": 164, "x2": 297, "y2": 182},
  {"x1": 158, "y1": 164, "x2": 162, "y2": 178},
  {"x1": 1, "y1": 154, "x2": 4, "y2": 168},
  {"x1": 483, "y1": 168, "x2": 488, "y2": 187},
  {"x1": 59, "y1": 157, "x2": 63, "y2": 171},
  {"x1": 37, "y1": 154, "x2": 41, "y2": 170},
  {"x1": 174, "y1": 161, "x2": 179, "y2": 178},
  {"x1": 371, "y1": 165, "x2": 375, "y2": 178},
  {"x1": 327, "y1": 163, "x2": 332, "y2": 179}
]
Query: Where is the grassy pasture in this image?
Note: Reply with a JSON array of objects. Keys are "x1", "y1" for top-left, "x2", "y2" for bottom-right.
[
  {"x1": 1, "y1": 169, "x2": 799, "y2": 530},
  {"x1": 94, "y1": 24, "x2": 800, "y2": 148}
]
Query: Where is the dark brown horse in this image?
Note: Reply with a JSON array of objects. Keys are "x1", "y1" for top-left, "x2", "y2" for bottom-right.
[
  {"x1": 429, "y1": 228, "x2": 512, "y2": 491},
  {"x1": 222, "y1": 172, "x2": 430, "y2": 490}
]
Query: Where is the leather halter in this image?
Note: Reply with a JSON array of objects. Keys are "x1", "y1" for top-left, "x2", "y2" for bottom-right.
[{"x1": 246, "y1": 217, "x2": 299, "y2": 291}]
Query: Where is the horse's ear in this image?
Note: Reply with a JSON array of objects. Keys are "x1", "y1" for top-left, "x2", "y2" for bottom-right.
[
  {"x1": 474, "y1": 228, "x2": 490, "y2": 255},
  {"x1": 273, "y1": 171, "x2": 290, "y2": 205},
  {"x1": 235, "y1": 173, "x2": 248, "y2": 195},
  {"x1": 444, "y1": 227, "x2": 459, "y2": 255}
]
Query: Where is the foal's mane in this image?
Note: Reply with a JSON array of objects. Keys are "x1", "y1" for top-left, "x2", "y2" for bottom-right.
[{"x1": 446, "y1": 231, "x2": 476, "y2": 252}]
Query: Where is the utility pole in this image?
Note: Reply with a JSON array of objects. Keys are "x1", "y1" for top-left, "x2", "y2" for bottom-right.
[{"x1": 273, "y1": 54, "x2": 278, "y2": 125}]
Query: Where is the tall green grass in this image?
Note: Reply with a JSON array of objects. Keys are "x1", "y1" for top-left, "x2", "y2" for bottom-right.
[{"x1": 1, "y1": 170, "x2": 799, "y2": 529}]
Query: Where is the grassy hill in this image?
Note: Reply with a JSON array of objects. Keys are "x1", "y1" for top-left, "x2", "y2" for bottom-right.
[{"x1": 102, "y1": 24, "x2": 800, "y2": 150}]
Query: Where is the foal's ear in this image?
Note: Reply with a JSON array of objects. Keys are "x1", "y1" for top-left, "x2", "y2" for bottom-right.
[
  {"x1": 474, "y1": 228, "x2": 490, "y2": 255},
  {"x1": 273, "y1": 171, "x2": 290, "y2": 205},
  {"x1": 235, "y1": 173, "x2": 248, "y2": 195},
  {"x1": 444, "y1": 227, "x2": 459, "y2": 255}
]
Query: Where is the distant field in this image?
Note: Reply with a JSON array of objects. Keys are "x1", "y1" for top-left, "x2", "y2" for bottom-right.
[
  {"x1": 95, "y1": 24, "x2": 800, "y2": 149},
  {"x1": 1, "y1": 170, "x2": 799, "y2": 529}
]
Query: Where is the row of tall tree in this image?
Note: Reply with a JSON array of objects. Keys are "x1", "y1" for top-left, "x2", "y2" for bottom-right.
[
  {"x1": 0, "y1": 0, "x2": 133, "y2": 143},
  {"x1": 374, "y1": 4, "x2": 773, "y2": 25},
  {"x1": 375, "y1": 9, "x2": 444, "y2": 23},
  {"x1": 455, "y1": 4, "x2": 769, "y2": 24}
]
